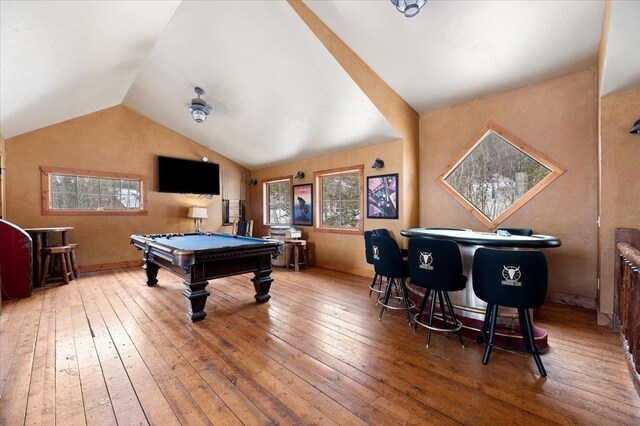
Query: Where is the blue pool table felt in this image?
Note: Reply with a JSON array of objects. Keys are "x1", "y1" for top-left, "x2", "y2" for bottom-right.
[{"x1": 148, "y1": 233, "x2": 273, "y2": 251}]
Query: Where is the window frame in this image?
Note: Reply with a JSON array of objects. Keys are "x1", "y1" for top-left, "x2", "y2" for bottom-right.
[
  {"x1": 436, "y1": 122, "x2": 565, "y2": 229},
  {"x1": 262, "y1": 175, "x2": 293, "y2": 226},
  {"x1": 314, "y1": 165, "x2": 364, "y2": 235},
  {"x1": 40, "y1": 166, "x2": 148, "y2": 216}
]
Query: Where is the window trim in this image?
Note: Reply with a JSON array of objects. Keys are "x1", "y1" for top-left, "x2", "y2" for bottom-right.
[
  {"x1": 41, "y1": 166, "x2": 148, "y2": 216},
  {"x1": 314, "y1": 165, "x2": 364, "y2": 235},
  {"x1": 436, "y1": 122, "x2": 565, "y2": 229},
  {"x1": 262, "y1": 175, "x2": 293, "y2": 226}
]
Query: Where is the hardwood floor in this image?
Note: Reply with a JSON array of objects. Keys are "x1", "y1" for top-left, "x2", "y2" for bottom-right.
[{"x1": 1, "y1": 267, "x2": 639, "y2": 425}]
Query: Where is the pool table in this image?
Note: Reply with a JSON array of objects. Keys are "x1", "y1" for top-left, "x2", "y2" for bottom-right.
[{"x1": 130, "y1": 232, "x2": 284, "y2": 322}]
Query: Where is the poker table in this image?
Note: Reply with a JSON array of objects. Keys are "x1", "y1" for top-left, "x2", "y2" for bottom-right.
[
  {"x1": 130, "y1": 232, "x2": 283, "y2": 322},
  {"x1": 400, "y1": 228, "x2": 561, "y2": 348},
  {"x1": 400, "y1": 228, "x2": 561, "y2": 249}
]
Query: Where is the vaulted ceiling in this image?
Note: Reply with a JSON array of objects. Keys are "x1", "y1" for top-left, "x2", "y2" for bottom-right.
[
  {"x1": 0, "y1": 1, "x2": 181, "y2": 139},
  {"x1": 1, "y1": 1, "x2": 638, "y2": 169}
]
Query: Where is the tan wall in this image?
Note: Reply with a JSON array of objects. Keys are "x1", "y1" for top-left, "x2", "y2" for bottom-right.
[
  {"x1": 420, "y1": 69, "x2": 599, "y2": 299},
  {"x1": 5, "y1": 106, "x2": 250, "y2": 269},
  {"x1": 287, "y1": 0, "x2": 419, "y2": 231},
  {"x1": 250, "y1": 139, "x2": 404, "y2": 275},
  {"x1": 599, "y1": 89, "x2": 640, "y2": 314}
]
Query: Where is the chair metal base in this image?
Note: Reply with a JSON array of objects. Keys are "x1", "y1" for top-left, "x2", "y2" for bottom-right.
[
  {"x1": 407, "y1": 284, "x2": 549, "y2": 351},
  {"x1": 368, "y1": 273, "x2": 388, "y2": 297},
  {"x1": 414, "y1": 313, "x2": 462, "y2": 333},
  {"x1": 378, "y1": 277, "x2": 416, "y2": 324},
  {"x1": 414, "y1": 289, "x2": 465, "y2": 349},
  {"x1": 478, "y1": 304, "x2": 546, "y2": 377}
]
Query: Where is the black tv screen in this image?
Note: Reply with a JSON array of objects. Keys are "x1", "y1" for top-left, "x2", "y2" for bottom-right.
[{"x1": 158, "y1": 156, "x2": 220, "y2": 195}]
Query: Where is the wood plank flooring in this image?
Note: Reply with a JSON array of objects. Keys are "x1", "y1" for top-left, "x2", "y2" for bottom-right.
[{"x1": 1, "y1": 267, "x2": 639, "y2": 425}]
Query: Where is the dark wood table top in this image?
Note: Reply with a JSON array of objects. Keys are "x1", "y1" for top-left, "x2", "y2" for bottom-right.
[{"x1": 24, "y1": 226, "x2": 74, "y2": 233}]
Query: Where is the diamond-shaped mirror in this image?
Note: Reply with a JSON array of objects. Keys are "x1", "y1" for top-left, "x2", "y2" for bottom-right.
[{"x1": 438, "y1": 122, "x2": 565, "y2": 228}]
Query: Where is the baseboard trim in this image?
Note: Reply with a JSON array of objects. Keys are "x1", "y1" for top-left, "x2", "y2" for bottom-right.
[
  {"x1": 315, "y1": 261, "x2": 373, "y2": 279},
  {"x1": 548, "y1": 292, "x2": 596, "y2": 310},
  {"x1": 597, "y1": 311, "x2": 613, "y2": 328},
  {"x1": 596, "y1": 303, "x2": 614, "y2": 328},
  {"x1": 80, "y1": 260, "x2": 143, "y2": 273}
]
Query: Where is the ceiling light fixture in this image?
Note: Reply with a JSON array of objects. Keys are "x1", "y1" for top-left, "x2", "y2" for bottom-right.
[
  {"x1": 391, "y1": 0, "x2": 427, "y2": 18},
  {"x1": 631, "y1": 119, "x2": 640, "y2": 135},
  {"x1": 188, "y1": 87, "x2": 212, "y2": 123}
]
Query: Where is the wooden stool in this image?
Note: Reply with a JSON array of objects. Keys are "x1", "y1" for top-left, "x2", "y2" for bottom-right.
[
  {"x1": 41, "y1": 245, "x2": 74, "y2": 286},
  {"x1": 68, "y1": 243, "x2": 80, "y2": 277},
  {"x1": 288, "y1": 240, "x2": 307, "y2": 272}
]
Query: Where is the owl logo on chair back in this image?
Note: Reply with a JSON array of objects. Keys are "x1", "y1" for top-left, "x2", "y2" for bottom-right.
[
  {"x1": 373, "y1": 245, "x2": 380, "y2": 260},
  {"x1": 419, "y1": 252, "x2": 434, "y2": 270},
  {"x1": 501, "y1": 265, "x2": 522, "y2": 287}
]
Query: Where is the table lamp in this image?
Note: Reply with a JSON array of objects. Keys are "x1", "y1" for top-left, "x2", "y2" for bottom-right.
[{"x1": 187, "y1": 207, "x2": 208, "y2": 232}]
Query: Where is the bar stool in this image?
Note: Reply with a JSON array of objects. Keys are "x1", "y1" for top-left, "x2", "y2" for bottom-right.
[
  {"x1": 68, "y1": 243, "x2": 80, "y2": 277},
  {"x1": 473, "y1": 248, "x2": 548, "y2": 377},
  {"x1": 408, "y1": 238, "x2": 467, "y2": 349},
  {"x1": 372, "y1": 228, "x2": 391, "y2": 237},
  {"x1": 365, "y1": 231, "x2": 386, "y2": 298},
  {"x1": 373, "y1": 228, "x2": 408, "y2": 257},
  {"x1": 372, "y1": 235, "x2": 415, "y2": 323},
  {"x1": 287, "y1": 240, "x2": 307, "y2": 271},
  {"x1": 41, "y1": 245, "x2": 74, "y2": 286}
]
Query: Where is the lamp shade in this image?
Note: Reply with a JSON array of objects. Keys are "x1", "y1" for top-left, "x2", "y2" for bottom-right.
[
  {"x1": 631, "y1": 119, "x2": 640, "y2": 134},
  {"x1": 187, "y1": 207, "x2": 208, "y2": 219}
]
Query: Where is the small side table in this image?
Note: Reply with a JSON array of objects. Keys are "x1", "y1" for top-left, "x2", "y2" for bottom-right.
[
  {"x1": 24, "y1": 227, "x2": 74, "y2": 288},
  {"x1": 287, "y1": 240, "x2": 307, "y2": 272}
]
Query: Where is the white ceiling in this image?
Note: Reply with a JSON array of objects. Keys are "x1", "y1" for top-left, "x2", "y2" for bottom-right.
[
  {"x1": 600, "y1": 0, "x2": 640, "y2": 96},
  {"x1": 1, "y1": 0, "x2": 637, "y2": 170},
  {"x1": 0, "y1": 0, "x2": 180, "y2": 138},
  {"x1": 304, "y1": 0, "x2": 606, "y2": 113},
  {"x1": 123, "y1": 1, "x2": 398, "y2": 169}
]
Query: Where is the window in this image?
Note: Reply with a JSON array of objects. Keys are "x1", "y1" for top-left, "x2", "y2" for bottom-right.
[
  {"x1": 41, "y1": 166, "x2": 147, "y2": 215},
  {"x1": 314, "y1": 165, "x2": 364, "y2": 234},
  {"x1": 263, "y1": 177, "x2": 292, "y2": 225},
  {"x1": 438, "y1": 123, "x2": 565, "y2": 228}
]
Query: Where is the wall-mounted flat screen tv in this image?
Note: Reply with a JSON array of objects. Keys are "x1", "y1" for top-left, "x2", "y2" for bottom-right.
[{"x1": 158, "y1": 156, "x2": 220, "y2": 195}]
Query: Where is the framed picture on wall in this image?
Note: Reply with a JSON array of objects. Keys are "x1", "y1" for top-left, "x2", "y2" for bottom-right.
[
  {"x1": 293, "y1": 184, "x2": 313, "y2": 226},
  {"x1": 367, "y1": 173, "x2": 399, "y2": 219}
]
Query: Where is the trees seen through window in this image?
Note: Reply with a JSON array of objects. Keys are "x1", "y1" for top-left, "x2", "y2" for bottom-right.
[{"x1": 264, "y1": 178, "x2": 292, "y2": 225}]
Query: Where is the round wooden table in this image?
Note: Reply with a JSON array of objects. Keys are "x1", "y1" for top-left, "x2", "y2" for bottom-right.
[{"x1": 24, "y1": 227, "x2": 74, "y2": 288}]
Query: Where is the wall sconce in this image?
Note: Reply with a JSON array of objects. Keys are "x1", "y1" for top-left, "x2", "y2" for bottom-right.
[
  {"x1": 372, "y1": 158, "x2": 385, "y2": 169},
  {"x1": 631, "y1": 119, "x2": 640, "y2": 134},
  {"x1": 294, "y1": 171, "x2": 305, "y2": 180},
  {"x1": 249, "y1": 179, "x2": 258, "y2": 186},
  {"x1": 187, "y1": 206, "x2": 208, "y2": 232}
]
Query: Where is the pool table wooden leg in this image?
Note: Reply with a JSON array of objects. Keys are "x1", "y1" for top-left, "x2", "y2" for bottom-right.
[
  {"x1": 182, "y1": 280, "x2": 210, "y2": 322},
  {"x1": 252, "y1": 269, "x2": 273, "y2": 302},
  {"x1": 143, "y1": 260, "x2": 159, "y2": 285}
]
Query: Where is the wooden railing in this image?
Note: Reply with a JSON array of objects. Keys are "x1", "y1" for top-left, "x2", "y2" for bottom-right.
[{"x1": 615, "y1": 228, "x2": 640, "y2": 396}]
